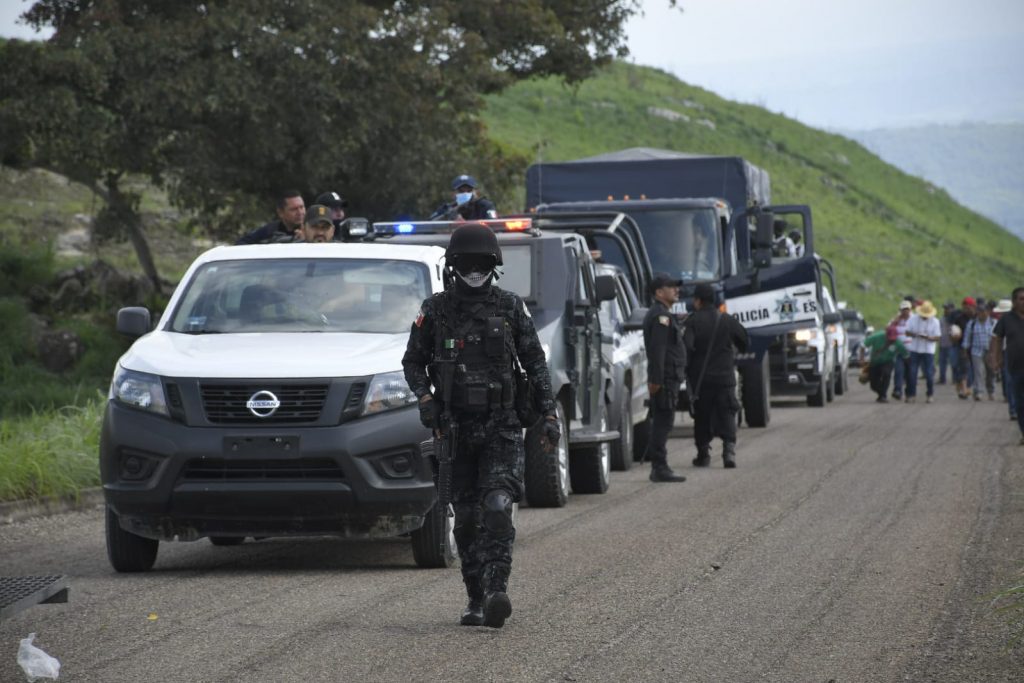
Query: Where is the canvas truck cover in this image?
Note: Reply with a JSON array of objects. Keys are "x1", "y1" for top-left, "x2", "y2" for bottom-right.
[{"x1": 526, "y1": 147, "x2": 770, "y2": 215}]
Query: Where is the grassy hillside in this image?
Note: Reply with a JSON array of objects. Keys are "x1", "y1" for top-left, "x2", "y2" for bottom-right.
[{"x1": 482, "y1": 63, "x2": 1024, "y2": 326}]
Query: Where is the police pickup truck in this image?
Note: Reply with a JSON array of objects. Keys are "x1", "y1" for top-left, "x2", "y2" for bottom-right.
[
  {"x1": 369, "y1": 218, "x2": 623, "y2": 508},
  {"x1": 102, "y1": 243, "x2": 454, "y2": 571}
]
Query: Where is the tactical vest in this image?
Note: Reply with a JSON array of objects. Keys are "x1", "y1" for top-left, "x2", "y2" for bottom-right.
[{"x1": 432, "y1": 289, "x2": 516, "y2": 414}]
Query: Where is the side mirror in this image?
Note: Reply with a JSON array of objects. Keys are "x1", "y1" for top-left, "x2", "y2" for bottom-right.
[
  {"x1": 753, "y1": 212, "x2": 774, "y2": 268},
  {"x1": 822, "y1": 312, "x2": 842, "y2": 325},
  {"x1": 622, "y1": 307, "x2": 647, "y2": 332},
  {"x1": 117, "y1": 307, "x2": 151, "y2": 338},
  {"x1": 594, "y1": 275, "x2": 617, "y2": 303}
]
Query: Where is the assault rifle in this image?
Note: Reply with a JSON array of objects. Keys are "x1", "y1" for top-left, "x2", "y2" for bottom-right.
[{"x1": 432, "y1": 356, "x2": 457, "y2": 557}]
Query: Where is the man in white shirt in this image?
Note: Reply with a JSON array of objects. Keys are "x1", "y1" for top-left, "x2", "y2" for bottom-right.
[{"x1": 904, "y1": 300, "x2": 942, "y2": 403}]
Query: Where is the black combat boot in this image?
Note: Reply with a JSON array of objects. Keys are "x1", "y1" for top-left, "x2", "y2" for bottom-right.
[
  {"x1": 692, "y1": 446, "x2": 711, "y2": 467},
  {"x1": 722, "y1": 441, "x2": 737, "y2": 469},
  {"x1": 650, "y1": 462, "x2": 687, "y2": 482},
  {"x1": 460, "y1": 595, "x2": 484, "y2": 626},
  {"x1": 482, "y1": 562, "x2": 512, "y2": 628}
]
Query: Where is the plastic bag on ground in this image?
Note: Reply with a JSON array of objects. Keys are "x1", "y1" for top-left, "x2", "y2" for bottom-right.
[{"x1": 17, "y1": 633, "x2": 61, "y2": 682}]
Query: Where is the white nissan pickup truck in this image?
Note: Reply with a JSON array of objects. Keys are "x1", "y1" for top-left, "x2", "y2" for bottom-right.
[{"x1": 101, "y1": 242, "x2": 454, "y2": 571}]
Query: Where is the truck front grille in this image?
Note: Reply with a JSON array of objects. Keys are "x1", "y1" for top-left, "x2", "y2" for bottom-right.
[{"x1": 200, "y1": 384, "x2": 329, "y2": 424}]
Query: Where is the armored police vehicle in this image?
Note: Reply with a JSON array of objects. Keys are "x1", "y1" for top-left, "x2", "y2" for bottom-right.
[
  {"x1": 369, "y1": 218, "x2": 624, "y2": 508},
  {"x1": 595, "y1": 262, "x2": 649, "y2": 470},
  {"x1": 102, "y1": 243, "x2": 454, "y2": 571}
]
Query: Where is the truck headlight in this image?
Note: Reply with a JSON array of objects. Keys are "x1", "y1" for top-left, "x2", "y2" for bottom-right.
[
  {"x1": 362, "y1": 371, "x2": 418, "y2": 416},
  {"x1": 110, "y1": 366, "x2": 169, "y2": 417},
  {"x1": 793, "y1": 328, "x2": 818, "y2": 342}
]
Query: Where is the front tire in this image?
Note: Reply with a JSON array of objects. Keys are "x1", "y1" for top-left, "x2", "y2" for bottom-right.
[
  {"x1": 570, "y1": 403, "x2": 611, "y2": 494},
  {"x1": 525, "y1": 401, "x2": 570, "y2": 507},
  {"x1": 411, "y1": 501, "x2": 456, "y2": 568},
  {"x1": 740, "y1": 355, "x2": 771, "y2": 427},
  {"x1": 106, "y1": 506, "x2": 158, "y2": 573},
  {"x1": 807, "y1": 373, "x2": 827, "y2": 407},
  {"x1": 610, "y1": 390, "x2": 634, "y2": 471}
]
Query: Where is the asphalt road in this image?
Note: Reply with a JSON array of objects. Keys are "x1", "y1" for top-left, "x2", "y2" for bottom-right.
[{"x1": 2, "y1": 378, "x2": 1023, "y2": 682}]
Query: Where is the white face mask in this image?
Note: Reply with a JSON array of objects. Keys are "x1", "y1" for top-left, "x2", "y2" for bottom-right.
[
  {"x1": 455, "y1": 191, "x2": 474, "y2": 206},
  {"x1": 457, "y1": 269, "x2": 491, "y2": 288}
]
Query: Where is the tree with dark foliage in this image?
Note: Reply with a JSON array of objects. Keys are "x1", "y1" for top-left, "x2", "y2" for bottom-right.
[{"x1": 0, "y1": 1, "x2": 663, "y2": 285}]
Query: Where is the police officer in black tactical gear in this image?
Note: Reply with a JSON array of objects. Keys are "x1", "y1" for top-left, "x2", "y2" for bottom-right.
[
  {"x1": 429, "y1": 175, "x2": 498, "y2": 221},
  {"x1": 683, "y1": 283, "x2": 750, "y2": 468},
  {"x1": 642, "y1": 273, "x2": 688, "y2": 482},
  {"x1": 402, "y1": 223, "x2": 558, "y2": 629}
]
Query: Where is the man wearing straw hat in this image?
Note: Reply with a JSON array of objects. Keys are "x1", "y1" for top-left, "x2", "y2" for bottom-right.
[{"x1": 904, "y1": 300, "x2": 941, "y2": 403}]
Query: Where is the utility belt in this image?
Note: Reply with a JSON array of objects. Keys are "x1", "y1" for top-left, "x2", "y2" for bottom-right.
[{"x1": 449, "y1": 366, "x2": 515, "y2": 413}]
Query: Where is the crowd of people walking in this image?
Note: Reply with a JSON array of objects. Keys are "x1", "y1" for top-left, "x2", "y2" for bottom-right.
[{"x1": 860, "y1": 288, "x2": 1024, "y2": 445}]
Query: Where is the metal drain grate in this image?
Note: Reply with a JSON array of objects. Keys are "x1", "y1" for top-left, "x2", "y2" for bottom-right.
[{"x1": 0, "y1": 575, "x2": 69, "y2": 621}]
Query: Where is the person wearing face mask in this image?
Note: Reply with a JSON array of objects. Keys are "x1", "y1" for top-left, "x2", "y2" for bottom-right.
[
  {"x1": 402, "y1": 223, "x2": 558, "y2": 629},
  {"x1": 429, "y1": 175, "x2": 498, "y2": 221}
]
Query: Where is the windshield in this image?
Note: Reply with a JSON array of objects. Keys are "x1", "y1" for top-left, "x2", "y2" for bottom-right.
[
  {"x1": 632, "y1": 208, "x2": 721, "y2": 282},
  {"x1": 169, "y1": 258, "x2": 430, "y2": 334},
  {"x1": 497, "y1": 245, "x2": 531, "y2": 298}
]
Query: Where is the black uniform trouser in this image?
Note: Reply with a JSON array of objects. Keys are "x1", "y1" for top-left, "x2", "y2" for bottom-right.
[
  {"x1": 644, "y1": 383, "x2": 678, "y2": 467},
  {"x1": 449, "y1": 413, "x2": 524, "y2": 596},
  {"x1": 869, "y1": 361, "x2": 893, "y2": 399},
  {"x1": 693, "y1": 383, "x2": 738, "y2": 450}
]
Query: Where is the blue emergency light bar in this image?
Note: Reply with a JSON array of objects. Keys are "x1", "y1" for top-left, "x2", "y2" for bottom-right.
[{"x1": 373, "y1": 218, "x2": 536, "y2": 236}]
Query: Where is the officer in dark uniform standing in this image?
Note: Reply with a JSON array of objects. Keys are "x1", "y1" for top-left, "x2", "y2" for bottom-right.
[
  {"x1": 403, "y1": 223, "x2": 559, "y2": 629},
  {"x1": 429, "y1": 174, "x2": 498, "y2": 221},
  {"x1": 683, "y1": 283, "x2": 749, "y2": 468},
  {"x1": 641, "y1": 273, "x2": 688, "y2": 482}
]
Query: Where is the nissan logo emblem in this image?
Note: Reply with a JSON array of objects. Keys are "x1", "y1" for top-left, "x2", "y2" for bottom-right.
[{"x1": 246, "y1": 390, "x2": 281, "y2": 418}]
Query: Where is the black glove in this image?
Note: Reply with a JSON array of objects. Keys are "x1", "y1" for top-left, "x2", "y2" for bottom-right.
[
  {"x1": 418, "y1": 397, "x2": 441, "y2": 429},
  {"x1": 540, "y1": 415, "x2": 561, "y2": 453}
]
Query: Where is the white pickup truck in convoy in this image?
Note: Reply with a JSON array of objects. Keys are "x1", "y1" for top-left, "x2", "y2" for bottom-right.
[{"x1": 102, "y1": 242, "x2": 455, "y2": 572}]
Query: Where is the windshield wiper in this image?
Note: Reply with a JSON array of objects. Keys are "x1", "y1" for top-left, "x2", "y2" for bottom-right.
[{"x1": 180, "y1": 329, "x2": 224, "y2": 335}]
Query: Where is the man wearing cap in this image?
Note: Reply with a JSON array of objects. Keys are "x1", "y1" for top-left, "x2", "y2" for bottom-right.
[
  {"x1": 890, "y1": 300, "x2": 914, "y2": 400},
  {"x1": 314, "y1": 191, "x2": 348, "y2": 239},
  {"x1": 298, "y1": 204, "x2": 336, "y2": 243},
  {"x1": 429, "y1": 175, "x2": 498, "y2": 221},
  {"x1": 236, "y1": 189, "x2": 306, "y2": 244},
  {"x1": 991, "y1": 287, "x2": 1024, "y2": 441},
  {"x1": 640, "y1": 273, "x2": 688, "y2": 481},
  {"x1": 684, "y1": 283, "x2": 749, "y2": 468},
  {"x1": 862, "y1": 325, "x2": 910, "y2": 403},
  {"x1": 904, "y1": 300, "x2": 941, "y2": 403}
]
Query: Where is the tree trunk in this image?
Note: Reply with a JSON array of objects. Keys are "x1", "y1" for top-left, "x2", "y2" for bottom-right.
[{"x1": 106, "y1": 173, "x2": 162, "y2": 296}]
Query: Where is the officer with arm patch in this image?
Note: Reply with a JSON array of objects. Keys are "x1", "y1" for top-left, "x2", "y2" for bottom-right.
[
  {"x1": 402, "y1": 223, "x2": 557, "y2": 629},
  {"x1": 641, "y1": 273, "x2": 688, "y2": 482}
]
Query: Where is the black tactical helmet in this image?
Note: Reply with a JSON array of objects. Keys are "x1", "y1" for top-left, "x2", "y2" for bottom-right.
[{"x1": 444, "y1": 223, "x2": 503, "y2": 266}]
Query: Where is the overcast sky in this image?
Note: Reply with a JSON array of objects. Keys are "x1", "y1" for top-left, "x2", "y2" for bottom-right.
[
  {"x1": 4, "y1": 0, "x2": 1023, "y2": 130},
  {"x1": 625, "y1": 0, "x2": 1024, "y2": 129}
]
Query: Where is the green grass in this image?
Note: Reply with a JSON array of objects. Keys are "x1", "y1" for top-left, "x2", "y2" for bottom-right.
[
  {"x1": 482, "y1": 62, "x2": 1024, "y2": 327},
  {"x1": 0, "y1": 396, "x2": 104, "y2": 502}
]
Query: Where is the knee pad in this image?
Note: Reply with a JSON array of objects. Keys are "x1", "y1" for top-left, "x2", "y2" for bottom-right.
[{"x1": 481, "y1": 489, "x2": 514, "y2": 534}]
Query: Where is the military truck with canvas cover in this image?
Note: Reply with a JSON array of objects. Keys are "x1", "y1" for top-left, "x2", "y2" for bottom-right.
[{"x1": 526, "y1": 148, "x2": 829, "y2": 427}]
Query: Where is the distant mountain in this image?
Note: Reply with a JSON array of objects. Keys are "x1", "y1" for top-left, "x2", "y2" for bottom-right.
[
  {"x1": 847, "y1": 123, "x2": 1024, "y2": 241},
  {"x1": 482, "y1": 63, "x2": 1024, "y2": 326}
]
